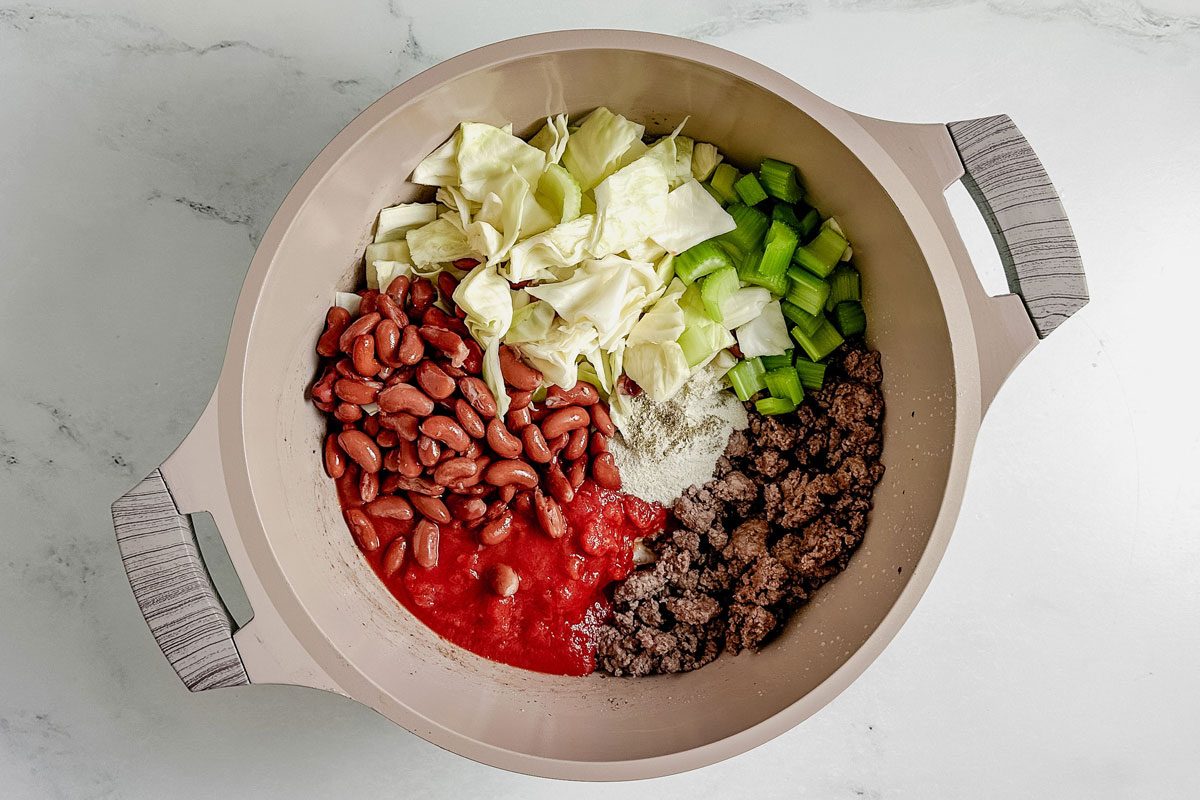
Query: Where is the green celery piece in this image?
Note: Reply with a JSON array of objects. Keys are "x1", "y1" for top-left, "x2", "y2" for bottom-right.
[
  {"x1": 734, "y1": 172, "x2": 769, "y2": 206},
  {"x1": 700, "y1": 181, "x2": 726, "y2": 206},
  {"x1": 758, "y1": 219, "x2": 799, "y2": 278},
  {"x1": 792, "y1": 224, "x2": 848, "y2": 278},
  {"x1": 674, "y1": 240, "x2": 734, "y2": 285},
  {"x1": 794, "y1": 356, "x2": 827, "y2": 390},
  {"x1": 755, "y1": 396, "x2": 796, "y2": 415},
  {"x1": 758, "y1": 158, "x2": 804, "y2": 203},
  {"x1": 728, "y1": 358, "x2": 767, "y2": 401},
  {"x1": 827, "y1": 263, "x2": 862, "y2": 305},
  {"x1": 792, "y1": 319, "x2": 844, "y2": 361},
  {"x1": 781, "y1": 300, "x2": 824, "y2": 336},
  {"x1": 785, "y1": 267, "x2": 831, "y2": 315},
  {"x1": 718, "y1": 203, "x2": 770, "y2": 256},
  {"x1": 710, "y1": 163, "x2": 740, "y2": 204},
  {"x1": 700, "y1": 266, "x2": 740, "y2": 322},
  {"x1": 797, "y1": 206, "x2": 821, "y2": 240},
  {"x1": 772, "y1": 203, "x2": 804, "y2": 232},
  {"x1": 760, "y1": 351, "x2": 793, "y2": 371},
  {"x1": 834, "y1": 300, "x2": 867, "y2": 336},
  {"x1": 765, "y1": 367, "x2": 804, "y2": 405}
]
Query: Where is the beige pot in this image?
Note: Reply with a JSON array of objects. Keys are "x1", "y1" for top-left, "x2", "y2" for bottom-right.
[{"x1": 111, "y1": 31, "x2": 1087, "y2": 780}]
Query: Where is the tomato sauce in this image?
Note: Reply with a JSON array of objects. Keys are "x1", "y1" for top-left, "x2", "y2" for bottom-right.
[{"x1": 336, "y1": 475, "x2": 665, "y2": 675}]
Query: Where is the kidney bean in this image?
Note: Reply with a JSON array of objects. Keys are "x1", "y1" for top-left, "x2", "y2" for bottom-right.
[
  {"x1": 463, "y1": 439, "x2": 483, "y2": 459},
  {"x1": 547, "y1": 433, "x2": 569, "y2": 456},
  {"x1": 437, "y1": 444, "x2": 455, "y2": 463},
  {"x1": 411, "y1": 494, "x2": 451, "y2": 524},
  {"x1": 313, "y1": 398, "x2": 335, "y2": 413},
  {"x1": 545, "y1": 460, "x2": 575, "y2": 505},
  {"x1": 381, "y1": 537, "x2": 407, "y2": 578},
  {"x1": 367, "y1": 495, "x2": 413, "y2": 521},
  {"x1": 512, "y1": 490, "x2": 534, "y2": 516},
  {"x1": 358, "y1": 290, "x2": 379, "y2": 315},
  {"x1": 390, "y1": 475, "x2": 444, "y2": 497},
  {"x1": 533, "y1": 489, "x2": 566, "y2": 539},
  {"x1": 498, "y1": 344, "x2": 541, "y2": 390},
  {"x1": 438, "y1": 361, "x2": 466, "y2": 379},
  {"x1": 376, "y1": 365, "x2": 393, "y2": 381},
  {"x1": 334, "y1": 402, "x2": 362, "y2": 423},
  {"x1": 436, "y1": 271, "x2": 459, "y2": 301},
  {"x1": 417, "y1": 434, "x2": 441, "y2": 467},
  {"x1": 420, "y1": 415, "x2": 470, "y2": 451},
  {"x1": 385, "y1": 366, "x2": 414, "y2": 386},
  {"x1": 376, "y1": 293, "x2": 407, "y2": 328},
  {"x1": 589, "y1": 432, "x2": 608, "y2": 456},
  {"x1": 564, "y1": 428, "x2": 588, "y2": 461},
  {"x1": 484, "y1": 459, "x2": 538, "y2": 489},
  {"x1": 379, "y1": 412, "x2": 419, "y2": 441},
  {"x1": 419, "y1": 326, "x2": 468, "y2": 367},
  {"x1": 412, "y1": 519, "x2": 439, "y2": 567},
  {"x1": 397, "y1": 324, "x2": 424, "y2": 365},
  {"x1": 345, "y1": 509, "x2": 380, "y2": 552},
  {"x1": 422, "y1": 306, "x2": 455, "y2": 330},
  {"x1": 483, "y1": 418, "x2": 521, "y2": 459},
  {"x1": 462, "y1": 338, "x2": 483, "y2": 375},
  {"x1": 541, "y1": 407, "x2": 590, "y2": 439},
  {"x1": 359, "y1": 470, "x2": 379, "y2": 503},
  {"x1": 375, "y1": 319, "x2": 401, "y2": 365},
  {"x1": 521, "y1": 425, "x2": 552, "y2": 464},
  {"x1": 479, "y1": 511, "x2": 514, "y2": 546},
  {"x1": 508, "y1": 390, "x2": 532, "y2": 410},
  {"x1": 500, "y1": 484, "x2": 517, "y2": 503},
  {"x1": 488, "y1": 563, "x2": 519, "y2": 597},
  {"x1": 458, "y1": 377, "x2": 498, "y2": 418},
  {"x1": 334, "y1": 358, "x2": 357, "y2": 381},
  {"x1": 433, "y1": 457, "x2": 477, "y2": 486},
  {"x1": 452, "y1": 399, "x2": 485, "y2": 439},
  {"x1": 589, "y1": 402, "x2": 616, "y2": 437},
  {"x1": 409, "y1": 277, "x2": 436, "y2": 313},
  {"x1": 453, "y1": 258, "x2": 479, "y2": 269},
  {"x1": 384, "y1": 274, "x2": 410, "y2": 306},
  {"x1": 311, "y1": 369, "x2": 336, "y2": 405},
  {"x1": 415, "y1": 360, "x2": 456, "y2": 400},
  {"x1": 395, "y1": 439, "x2": 423, "y2": 477},
  {"x1": 323, "y1": 435, "x2": 346, "y2": 479},
  {"x1": 449, "y1": 481, "x2": 491, "y2": 496},
  {"x1": 545, "y1": 381, "x2": 600, "y2": 408},
  {"x1": 506, "y1": 405, "x2": 532, "y2": 430},
  {"x1": 448, "y1": 495, "x2": 488, "y2": 522},
  {"x1": 338, "y1": 312, "x2": 381, "y2": 353},
  {"x1": 362, "y1": 415, "x2": 380, "y2": 436},
  {"x1": 338, "y1": 430, "x2": 381, "y2": 473},
  {"x1": 317, "y1": 315, "x2": 349, "y2": 357},
  {"x1": 375, "y1": 429, "x2": 398, "y2": 449},
  {"x1": 567, "y1": 458, "x2": 586, "y2": 491},
  {"x1": 377, "y1": 383, "x2": 434, "y2": 415},
  {"x1": 335, "y1": 379, "x2": 378, "y2": 406},
  {"x1": 352, "y1": 334, "x2": 381, "y2": 377},
  {"x1": 325, "y1": 305, "x2": 351, "y2": 331},
  {"x1": 591, "y1": 451, "x2": 622, "y2": 490}
]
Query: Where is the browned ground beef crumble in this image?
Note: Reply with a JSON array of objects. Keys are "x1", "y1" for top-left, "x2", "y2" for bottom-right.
[{"x1": 595, "y1": 341, "x2": 886, "y2": 676}]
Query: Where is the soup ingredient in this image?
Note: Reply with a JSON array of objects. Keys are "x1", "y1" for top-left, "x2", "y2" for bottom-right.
[{"x1": 595, "y1": 341, "x2": 885, "y2": 676}]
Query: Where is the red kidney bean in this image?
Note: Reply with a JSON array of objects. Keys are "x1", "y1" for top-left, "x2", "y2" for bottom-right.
[
  {"x1": 545, "y1": 460, "x2": 574, "y2": 505},
  {"x1": 389, "y1": 475, "x2": 444, "y2": 496},
  {"x1": 379, "y1": 412, "x2": 419, "y2": 441},
  {"x1": 462, "y1": 338, "x2": 483, "y2": 375},
  {"x1": 448, "y1": 495, "x2": 487, "y2": 522},
  {"x1": 545, "y1": 381, "x2": 599, "y2": 408},
  {"x1": 335, "y1": 379, "x2": 378, "y2": 406},
  {"x1": 334, "y1": 402, "x2": 362, "y2": 423},
  {"x1": 512, "y1": 490, "x2": 534, "y2": 516},
  {"x1": 324, "y1": 435, "x2": 346, "y2": 479},
  {"x1": 352, "y1": 334, "x2": 381, "y2": 377},
  {"x1": 375, "y1": 319, "x2": 401, "y2": 365},
  {"x1": 338, "y1": 312, "x2": 381, "y2": 353},
  {"x1": 313, "y1": 398, "x2": 335, "y2": 413},
  {"x1": 419, "y1": 326, "x2": 468, "y2": 367},
  {"x1": 422, "y1": 306, "x2": 455, "y2": 329},
  {"x1": 358, "y1": 290, "x2": 379, "y2": 315},
  {"x1": 382, "y1": 537, "x2": 407, "y2": 578},
  {"x1": 376, "y1": 365, "x2": 393, "y2": 381},
  {"x1": 375, "y1": 429, "x2": 398, "y2": 449},
  {"x1": 366, "y1": 495, "x2": 413, "y2": 521},
  {"x1": 417, "y1": 435, "x2": 441, "y2": 468},
  {"x1": 567, "y1": 458, "x2": 586, "y2": 491},
  {"x1": 452, "y1": 399, "x2": 485, "y2": 439},
  {"x1": 529, "y1": 405, "x2": 549, "y2": 423},
  {"x1": 457, "y1": 377, "x2": 497, "y2": 418},
  {"x1": 334, "y1": 358, "x2": 358, "y2": 381},
  {"x1": 507, "y1": 390, "x2": 532, "y2": 410},
  {"x1": 317, "y1": 312, "x2": 350, "y2": 357},
  {"x1": 377, "y1": 383, "x2": 433, "y2": 415},
  {"x1": 453, "y1": 258, "x2": 479, "y2": 269},
  {"x1": 359, "y1": 470, "x2": 379, "y2": 503},
  {"x1": 409, "y1": 277, "x2": 436, "y2": 313},
  {"x1": 377, "y1": 293, "x2": 407, "y2": 328},
  {"x1": 411, "y1": 494, "x2": 451, "y2": 524},
  {"x1": 541, "y1": 407, "x2": 590, "y2": 439},
  {"x1": 521, "y1": 425, "x2": 552, "y2": 464},
  {"x1": 338, "y1": 430, "x2": 381, "y2": 473},
  {"x1": 397, "y1": 324, "x2": 424, "y2": 365},
  {"x1": 488, "y1": 563, "x2": 519, "y2": 597},
  {"x1": 547, "y1": 433, "x2": 569, "y2": 456},
  {"x1": 589, "y1": 432, "x2": 608, "y2": 456},
  {"x1": 479, "y1": 511, "x2": 514, "y2": 546},
  {"x1": 433, "y1": 456, "x2": 477, "y2": 486},
  {"x1": 436, "y1": 271, "x2": 459, "y2": 301},
  {"x1": 415, "y1": 360, "x2": 456, "y2": 400},
  {"x1": 500, "y1": 484, "x2": 517, "y2": 503},
  {"x1": 533, "y1": 489, "x2": 566, "y2": 539},
  {"x1": 485, "y1": 418, "x2": 523, "y2": 458},
  {"x1": 463, "y1": 439, "x2": 483, "y2": 459},
  {"x1": 345, "y1": 509, "x2": 380, "y2": 551},
  {"x1": 591, "y1": 451, "x2": 621, "y2": 490},
  {"x1": 484, "y1": 459, "x2": 538, "y2": 489},
  {"x1": 395, "y1": 439, "x2": 423, "y2": 477},
  {"x1": 564, "y1": 428, "x2": 588, "y2": 461},
  {"x1": 590, "y1": 402, "x2": 616, "y2": 436},
  {"x1": 438, "y1": 361, "x2": 466, "y2": 379},
  {"x1": 498, "y1": 345, "x2": 541, "y2": 390},
  {"x1": 385, "y1": 274, "x2": 410, "y2": 307},
  {"x1": 506, "y1": 405, "x2": 532, "y2": 430},
  {"x1": 362, "y1": 415, "x2": 380, "y2": 437},
  {"x1": 412, "y1": 519, "x2": 439, "y2": 567},
  {"x1": 420, "y1": 415, "x2": 470, "y2": 451},
  {"x1": 311, "y1": 370, "x2": 336, "y2": 405}
]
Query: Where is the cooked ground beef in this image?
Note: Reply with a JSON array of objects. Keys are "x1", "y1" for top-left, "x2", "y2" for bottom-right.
[{"x1": 595, "y1": 341, "x2": 886, "y2": 676}]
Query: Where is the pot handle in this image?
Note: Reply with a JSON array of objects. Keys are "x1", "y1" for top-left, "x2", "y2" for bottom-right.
[
  {"x1": 946, "y1": 115, "x2": 1088, "y2": 337},
  {"x1": 112, "y1": 466, "x2": 250, "y2": 691}
]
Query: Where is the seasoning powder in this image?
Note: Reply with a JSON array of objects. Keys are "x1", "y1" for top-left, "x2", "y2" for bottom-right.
[{"x1": 609, "y1": 367, "x2": 749, "y2": 506}]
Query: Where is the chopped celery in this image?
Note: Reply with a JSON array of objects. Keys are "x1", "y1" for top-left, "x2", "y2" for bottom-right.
[
  {"x1": 765, "y1": 367, "x2": 804, "y2": 405},
  {"x1": 691, "y1": 142, "x2": 723, "y2": 181},
  {"x1": 734, "y1": 172, "x2": 768, "y2": 206},
  {"x1": 781, "y1": 300, "x2": 824, "y2": 336},
  {"x1": 739, "y1": 247, "x2": 789, "y2": 296},
  {"x1": 710, "y1": 163, "x2": 741, "y2": 204},
  {"x1": 834, "y1": 300, "x2": 867, "y2": 336},
  {"x1": 674, "y1": 240, "x2": 734, "y2": 284},
  {"x1": 728, "y1": 358, "x2": 766, "y2": 401},
  {"x1": 761, "y1": 351, "x2": 793, "y2": 371},
  {"x1": 717, "y1": 203, "x2": 771, "y2": 256},
  {"x1": 794, "y1": 356, "x2": 827, "y2": 390},
  {"x1": 828, "y1": 263, "x2": 862, "y2": 305},
  {"x1": 797, "y1": 206, "x2": 821, "y2": 240},
  {"x1": 700, "y1": 266, "x2": 740, "y2": 322},
  {"x1": 678, "y1": 320, "x2": 733, "y2": 367},
  {"x1": 536, "y1": 163, "x2": 583, "y2": 223},
  {"x1": 793, "y1": 224, "x2": 849, "y2": 278},
  {"x1": 792, "y1": 318, "x2": 844, "y2": 361},
  {"x1": 759, "y1": 158, "x2": 804, "y2": 203},
  {"x1": 758, "y1": 220, "x2": 799, "y2": 278},
  {"x1": 772, "y1": 203, "x2": 804, "y2": 232},
  {"x1": 700, "y1": 181, "x2": 726, "y2": 205},
  {"x1": 755, "y1": 396, "x2": 796, "y2": 415},
  {"x1": 785, "y1": 267, "x2": 831, "y2": 315}
]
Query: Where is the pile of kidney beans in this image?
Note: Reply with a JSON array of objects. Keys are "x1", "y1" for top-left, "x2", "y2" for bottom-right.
[{"x1": 309, "y1": 267, "x2": 622, "y2": 580}]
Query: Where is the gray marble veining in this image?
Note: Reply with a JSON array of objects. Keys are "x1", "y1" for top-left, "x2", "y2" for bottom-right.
[{"x1": 2, "y1": 0, "x2": 1198, "y2": 797}]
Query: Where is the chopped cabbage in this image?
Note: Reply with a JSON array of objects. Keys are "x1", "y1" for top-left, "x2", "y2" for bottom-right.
[
  {"x1": 481, "y1": 339, "x2": 510, "y2": 419},
  {"x1": 375, "y1": 203, "x2": 438, "y2": 243},
  {"x1": 624, "y1": 239, "x2": 667, "y2": 264},
  {"x1": 627, "y1": 279, "x2": 686, "y2": 346},
  {"x1": 333, "y1": 291, "x2": 361, "y2": 314},
  {"x1": 735, "y1": 299, "x2": 791, "y2": 357},
  {"x1": 369, "y1": 261, "x2": 410, "y2": 293},
  {"x1": 651, "y1": 179, "x2": 736, "y2": 254},
  {"x1": 720, "y1": 286, "x2": 772, "y2": 329},
  {"x1": 516, "y1": 321, "x2": 599, "y2": 389},
  {"x1": 504, "y1": 214, "x2": 594, "y2": 283},
  {"x1": 589, "y1": 153, "x2": 670, "y2": 257},
  {"x1": 455, "y1": 122, "x2": 546, "y2": 204},
  {"x1": 671, "y1": 135, "x2": 695, "y2": 189},
  {"x1": 690, "y1": 142, "x2": 723, "y2": 182},
  {"x1": 528, "y1": 114, "x2": 570, "y2": 165},
  {"x1": 412, "y1": 134, "x2": 459, "y2": 186},
  {"x1": 407, "y1": 217, "x2": 475, "y2": 266},
  {"x1": 452, "y1": 263, "x2": 513, "y2": 343},
  {"x1": 623, "y1": 340, "x2": 690, "y2": 402},
  {"x1": 561, "y1": 107, "x2": 645, "y2": 191},
  {"x1": 504, "y1": 299, "x2": 556, "y2": 344},
  {"x1": 525, "y1": 255, "x2": 661, "y2": 350}
]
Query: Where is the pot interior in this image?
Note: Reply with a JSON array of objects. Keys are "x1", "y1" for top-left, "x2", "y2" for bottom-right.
[{"x1": 238, "y1": 45, "x2": 955, "y2": 763}]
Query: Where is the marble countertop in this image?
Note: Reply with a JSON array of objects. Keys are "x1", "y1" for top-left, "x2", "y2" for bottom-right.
[{"x1": 2, "y1": 1, "x2": 1198, "y2": 797}]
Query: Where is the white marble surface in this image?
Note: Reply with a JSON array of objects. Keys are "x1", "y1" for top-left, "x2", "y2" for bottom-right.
[{"x1": 2, "y1": 1, "x2": 1198, "y2": 797}]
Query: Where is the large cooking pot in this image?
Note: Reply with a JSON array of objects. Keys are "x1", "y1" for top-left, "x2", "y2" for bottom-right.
[{"x1": 110, "y1": 31, "x2": 1086, "y2": 779}]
